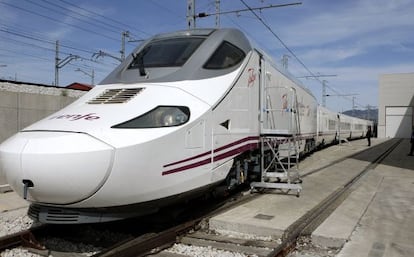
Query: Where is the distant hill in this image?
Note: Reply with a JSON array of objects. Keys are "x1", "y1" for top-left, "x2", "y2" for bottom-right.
[{"x1": 342, "y1": 109, "x2": 378, "y2": 123}]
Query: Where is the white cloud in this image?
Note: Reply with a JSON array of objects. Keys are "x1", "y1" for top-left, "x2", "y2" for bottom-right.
[
  {"x1": 279, "y1": 0, "x2": 414, "y2": 47},
  {"x1": 298, "y1": 46, "x2": 366, "y2": 64}
]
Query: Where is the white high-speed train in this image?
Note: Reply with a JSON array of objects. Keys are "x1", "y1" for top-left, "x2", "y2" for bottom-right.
[{"x1": 0, "y1": 28, "x2": 372, "y2": 223}]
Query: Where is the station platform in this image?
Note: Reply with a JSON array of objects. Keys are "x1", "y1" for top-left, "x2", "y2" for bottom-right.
[{"x1": 209, "y1": 138, "x2": 414, "y2": 256}]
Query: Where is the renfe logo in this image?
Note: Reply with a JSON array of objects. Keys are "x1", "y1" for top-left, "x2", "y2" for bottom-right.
[{"x1": 49, "y1": 113, "x2": 100, "y2": 121}]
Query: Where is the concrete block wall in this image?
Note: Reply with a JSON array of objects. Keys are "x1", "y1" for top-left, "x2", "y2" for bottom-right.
[{"x1": 0, "y1": 81, "x2": 86, "y2": 185}]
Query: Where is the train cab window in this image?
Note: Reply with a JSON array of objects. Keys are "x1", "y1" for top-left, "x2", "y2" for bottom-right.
[
  {"x1": 112, "y1": 106, "x2": 190, "y2": 129},
  {"x1": 203, "y1": 41, "x2": 246, "y2": 69},
  {"x1": 128, "y1": 37, "x2": 205, "y2": 69}
]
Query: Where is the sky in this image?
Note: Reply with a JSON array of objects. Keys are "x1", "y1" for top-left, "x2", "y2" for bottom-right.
[{"x1": 0, "y1": 0, "x2": 413, "y2": 112}]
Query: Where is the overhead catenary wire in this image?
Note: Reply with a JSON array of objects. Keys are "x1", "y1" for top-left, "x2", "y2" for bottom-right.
[
  {"x1": 0, "y1": 24, "x2": 116, "y2": 69},
  {"x1": 0, "y1": 27, "x2": 97, "y2": 57},
  {"x1": 0, "y1": 29, "x2": 112, "y2": 80},
  {"x1": 25, "y1": 0, "x2": 122, "y2": 36},
  {"x1": 0, "y1": 48, "x2": 51, "y2": 62},
  {"x1": 0, "y1": 0, "x2": 141, "y2": 84},
  {"x1": 149, "y1": 0, "x2": 182, "y2": 20},
  {"x1": 0, "y1": 0, "x2": 144, "y2": 60},
  {"x1": 238, "y1": 0, "x2": 316, "y2": 80},
  {"x1": 197, "y1": 2, "x2": 302, "y2": 17},
  {"x1": 56, "y1": 0, "x2": 151, "y2": 39},
  {"x1": 0, "y1": 1, "x2": 121, "y2": 43},
  {"x1": 239, "y1": 0, "x2": 354, "y2": 107},
  {"x1": 37, "y1": 0, "x2": 146, "y2": 44},
  {"x1": 0, "y1": 17, "x2": 97, "y2": 55}
]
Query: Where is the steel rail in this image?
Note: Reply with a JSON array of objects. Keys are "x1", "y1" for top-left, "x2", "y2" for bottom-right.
[
  {"x1": 93, "y1": 192, "x2": 258, "y2": 257},
  {"x1": 267, "y1": 138, "x2": 403, "y2": 257},
  {"x1": 0, "y1": 225, "x2": 47, "y2": 252},
  {"x1": 94, "y1": 220, "x2": 195, "y2": 257}
]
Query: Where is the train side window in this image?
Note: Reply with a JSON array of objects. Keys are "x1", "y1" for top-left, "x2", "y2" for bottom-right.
[
  {"x1": 203, "y1": 41, "x2": 246, "y2": 69},
  {"x1": 328, "y1": 120, "x2": 336, "y2": 130},
  {"x1": 340, "y1": 122, "x2": 351, "y2": 130}
]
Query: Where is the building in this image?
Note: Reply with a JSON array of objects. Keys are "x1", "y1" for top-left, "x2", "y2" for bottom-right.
[
  {"x1": 378, "y1": 73, "x2": 414, "y2": 138},
  {"x1": 65, "y1": 82, "x2": 93, "y2": 91}
]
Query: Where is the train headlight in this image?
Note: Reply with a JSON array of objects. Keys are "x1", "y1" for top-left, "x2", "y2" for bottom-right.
[
  {"x1": 162, "y1": 114, "x2": 174, "y2": 126},
  {"x1": 112, "y1": 106, "x2": 190, "y2": 128}
]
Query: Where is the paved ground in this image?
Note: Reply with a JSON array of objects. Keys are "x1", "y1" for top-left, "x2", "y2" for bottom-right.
[
  {"x1": 210, "y1": 138, "x2": 414, "y2": 257},
  {"x1": 0, "y1": 190, "x2": 29, "y2": 212},
  {"x1": 334, "y1": 139, "x2": 414, "y2": 257},
  {"x1": 0, "y1": 170, "x2": 7, "y2": 189},
  {"x1": 210, "y1": 138, "x2": 388, "y2": 238}
]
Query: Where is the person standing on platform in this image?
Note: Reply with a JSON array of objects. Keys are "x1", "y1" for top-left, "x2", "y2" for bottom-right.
[
  {"x1": 366, "y1": 126, "x2": 372, "y2": 146},
  {"x1": 409, "y1": 126, "x2": 414, "y2": 156}
]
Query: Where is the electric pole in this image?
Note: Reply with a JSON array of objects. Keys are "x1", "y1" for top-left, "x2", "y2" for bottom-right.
[
  {"x1": 324, "y1": 93, "x2": 359, "y2": 112},
  {"x1": 322, "y1": 80, "x2": 327, "y2": 107},
  {"x1": 187, "y1": 0, "x2": 195, "y2": 29},
  {"x1": 296, "y1": 74, "x2": 337, "y2": 107},
  {"x1": 55, "y1": 40, "x2": 80, "y2": 86},
  {"x1": 55, "y1": 40, "x2": 59, "y2": 86},
  {"x1": 281, "y1": 54, "x2": 290, "y2": 70},
  {"x1": 120, "y1": 31, "x2": 130, "y2": 61},
  {"x1": 0, "y1": 64, "x2": 6, "y2": 79},
  {"x1": 75, "y1": 68, "x2": 95, "y2": 85},
  {"x1": 352, "y1": 96, "x2": 357, "y2": 116},
  {"x1": 215, "y1": 0, "x2": 220, "y2": 28}
]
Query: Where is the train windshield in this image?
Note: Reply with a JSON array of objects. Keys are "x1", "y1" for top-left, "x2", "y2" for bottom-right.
[
  {"x1": 203, "y1": 41, "x2": 246, "y2": 69},
  {"x1": 128, "y1": 37, "x2": 205, "y2": 69}
]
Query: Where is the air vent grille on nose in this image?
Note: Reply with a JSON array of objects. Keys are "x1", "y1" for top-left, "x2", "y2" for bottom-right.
[
  {"x1": 88, "y1": 88, "x2": 144, "y2": 104},
  {"x1": 28, "y1": 204, "x2": 82, "y2": 224}
]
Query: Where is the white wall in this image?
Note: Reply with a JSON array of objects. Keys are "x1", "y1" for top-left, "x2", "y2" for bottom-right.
[{"x1": 378, "y1": 73, "x2": 414, "y2": 138}]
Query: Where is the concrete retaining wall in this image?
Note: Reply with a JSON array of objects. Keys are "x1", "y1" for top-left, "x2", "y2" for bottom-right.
[{"x1": 0, "y1": 81, "x2": 86, "y2": 185}]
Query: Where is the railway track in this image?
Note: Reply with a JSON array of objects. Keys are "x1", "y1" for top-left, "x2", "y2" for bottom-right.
[
  {"x1": 0, "y1": 226, "x2": 46, "y2": 253},
  {"x1": 0, "y1": 139, "x2": 401, "y2": 257},
  {"x1": 93, "y1": 139, "x2": 403, "y2": 257},
  {"x1": 0, "y1": 224, "x2": 119, "y2": 256},
  {"x1": 0, "y1": 187, "x2": 257, "y2": 256}
]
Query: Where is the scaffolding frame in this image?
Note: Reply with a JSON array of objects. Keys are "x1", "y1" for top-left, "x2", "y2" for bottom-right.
[{"x1": 250, "y1": 85, "x2": 303, "y2": 196}]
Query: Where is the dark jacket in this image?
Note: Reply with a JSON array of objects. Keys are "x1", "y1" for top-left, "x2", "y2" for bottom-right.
[{"x1": 366, "y1": 129, "x2": 372, "y2": 138}]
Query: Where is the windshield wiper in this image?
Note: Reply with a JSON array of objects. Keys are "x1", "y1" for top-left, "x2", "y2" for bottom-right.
[{"x1": 131, "y1": 46, "x2": 151, "y2": 76}]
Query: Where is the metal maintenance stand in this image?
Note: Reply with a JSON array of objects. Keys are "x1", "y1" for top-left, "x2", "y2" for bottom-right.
[
  {"x1": 250, "y1": 84, "x2": 302, "y2": 196},
  {"x1": 250, "y1": 135, "x2": 302, "y2": 196}
]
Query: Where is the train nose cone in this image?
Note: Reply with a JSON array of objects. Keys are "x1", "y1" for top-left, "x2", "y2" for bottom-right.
[{"x1": 0, "y1": 132, "x2": 114, "y2": 204}]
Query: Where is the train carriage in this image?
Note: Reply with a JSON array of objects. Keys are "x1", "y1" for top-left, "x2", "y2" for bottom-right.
[
  {"x1": 317, "y1": 106, "x2": 339, "y2": 146},
  {"x1": 0, "y1": 28, "x2": 372, "y2": 223}
]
